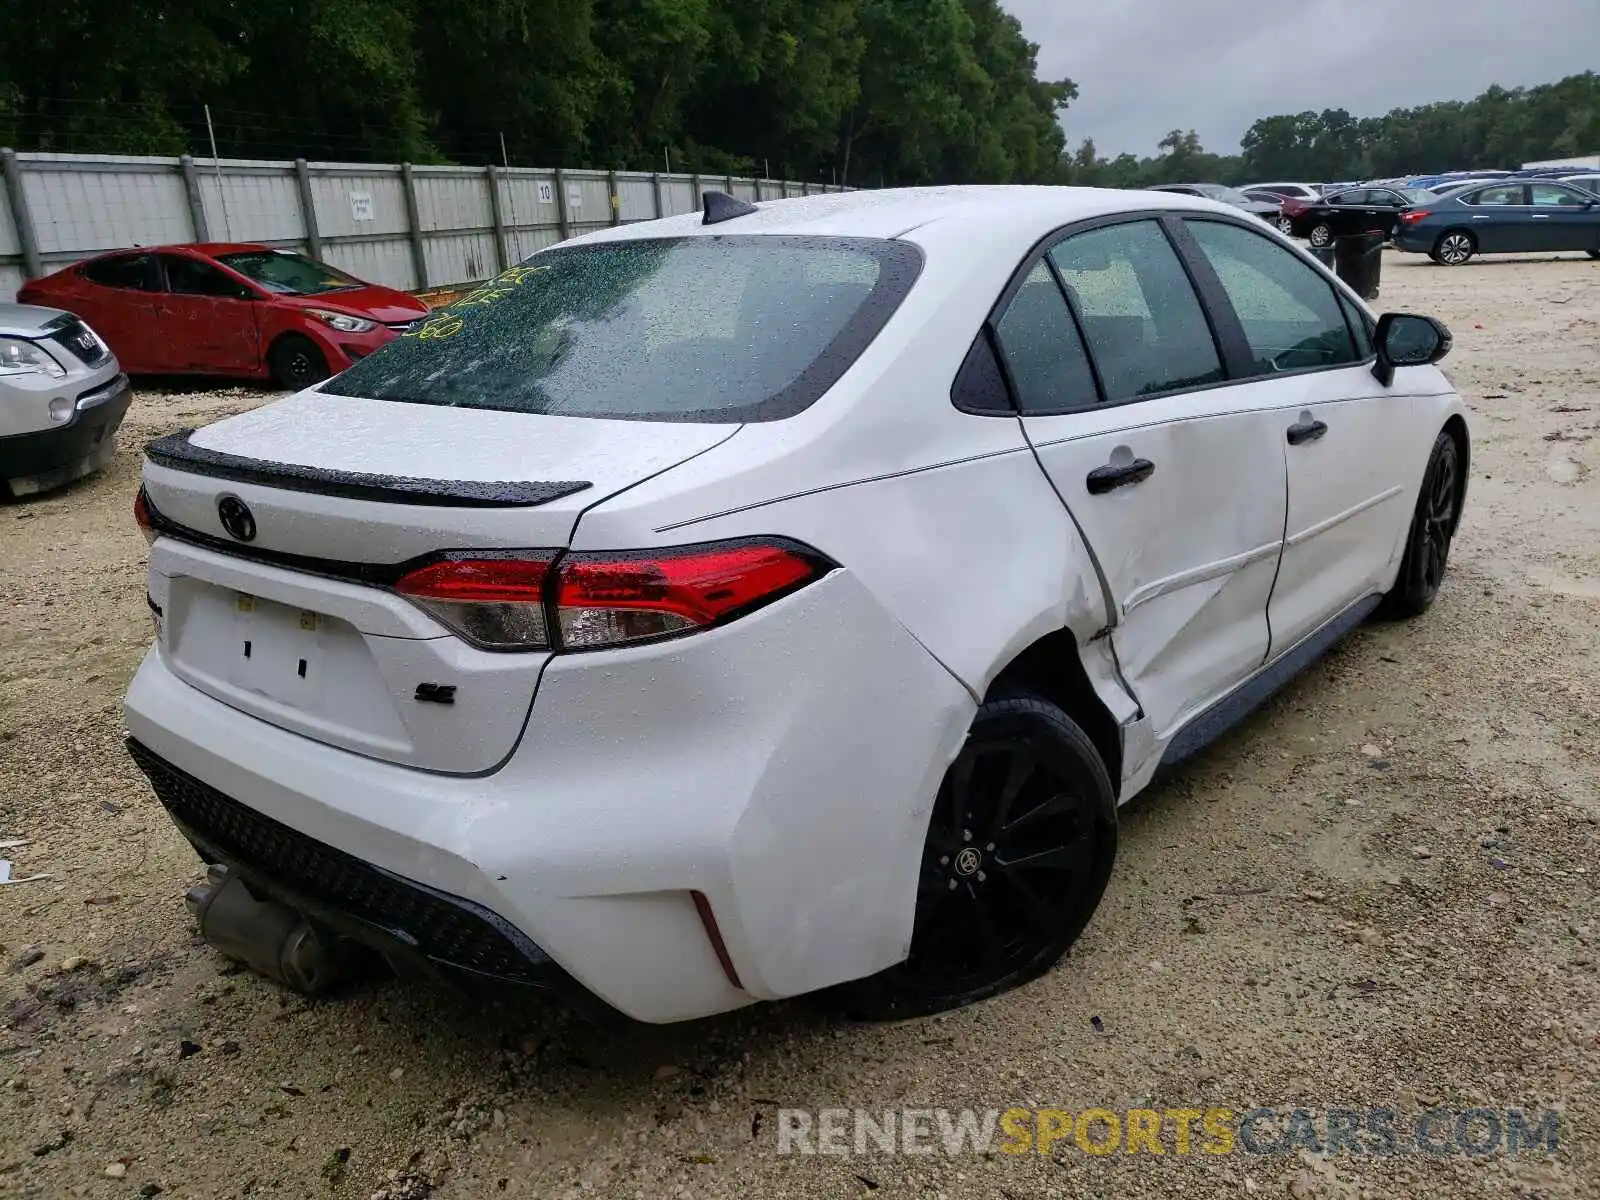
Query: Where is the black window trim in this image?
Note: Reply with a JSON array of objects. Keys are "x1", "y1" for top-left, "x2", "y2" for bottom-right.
[{"x1": 952, "y1": 209, "x2": 1379, "y2": 418}]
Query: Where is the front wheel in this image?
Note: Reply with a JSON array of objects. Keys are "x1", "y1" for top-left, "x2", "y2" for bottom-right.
[
  {"x1": 1431, "y1": 231, "x2": 1476, "y2": 266},
  {"x1": 268, "y1": 335, "x2": 330, "y2": 391},
  {"x1": 828, "y1": 693, "x2": 1118, "y2": 1020},
  {"x1": 1381, "y1": 430, "x2": 1463, "y2": 619},
  {"x1": 1308, "y1": 223, "x2": 1333, "y2": 248}
]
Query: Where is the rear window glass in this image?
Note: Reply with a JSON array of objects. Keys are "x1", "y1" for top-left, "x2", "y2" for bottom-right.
[{"x1": 321, "y1": 236, "x2": 923, "y2": 423}]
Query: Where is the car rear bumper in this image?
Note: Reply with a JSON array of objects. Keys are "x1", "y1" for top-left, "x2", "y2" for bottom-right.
[
  {"x1": 0, "y1": 373, "x2": 131, "y2": 492},
  {"x1": 1392, "y1": 229, "x2": 1433, "y2": 253},
  {"x1": 124, "y1": 569, "x2": 974, "y2": 1022}
]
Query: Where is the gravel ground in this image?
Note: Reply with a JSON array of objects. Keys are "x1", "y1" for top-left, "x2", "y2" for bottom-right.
[{"x1": 1, "y1": 253, "x2": 1597, "y2": 1200}]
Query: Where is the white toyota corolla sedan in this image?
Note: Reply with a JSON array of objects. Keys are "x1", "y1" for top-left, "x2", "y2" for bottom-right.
[{"x1": 124, "y1": 186, "x2": 1467, "y2": 1023}]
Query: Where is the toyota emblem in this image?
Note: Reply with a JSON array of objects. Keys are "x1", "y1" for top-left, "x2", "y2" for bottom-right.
[{"x1": 217, "y1": 495, "x2": 257, "y2": 542}]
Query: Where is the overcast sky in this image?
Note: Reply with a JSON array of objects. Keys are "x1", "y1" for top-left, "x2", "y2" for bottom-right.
[{"x1": 1007, "y1": 0, "x2": 1600, "y2": 158}]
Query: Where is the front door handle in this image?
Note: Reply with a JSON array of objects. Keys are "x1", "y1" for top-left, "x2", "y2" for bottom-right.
[
  {"x1": 1086, "y1": 458, "x2": 1155, "y2": 494},
  {"x1": 1287, "y1": 418, "x2": 1328, "y2": 445},
  {"x1": 1531, "y1": 214, "x2": 1551, "y2": 219}
]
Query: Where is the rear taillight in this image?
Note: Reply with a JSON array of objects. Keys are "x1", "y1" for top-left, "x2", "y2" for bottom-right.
[
  {"x1": 395, "y1": 555, "x2": 554, "y2": 650},
  {"x1": 1399, "y1": 210, "x2": 1431, "y2": 224},
  {"x1": 392, "y1": 540, "x2": 832, "y2": 653},
  {"x1": 133, "y1": 488, "x2": 157, "y2": 545}
]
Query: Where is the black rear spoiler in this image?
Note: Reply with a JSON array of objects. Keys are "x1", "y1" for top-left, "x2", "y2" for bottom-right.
[{"x1": 143, "y1": 430, "x2": 590, "y2": 508}]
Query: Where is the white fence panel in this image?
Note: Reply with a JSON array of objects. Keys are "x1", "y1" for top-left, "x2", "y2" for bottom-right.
[
  {"x1": 199, "y1": 163, "x2": 302, "y2": 244},
  {"x1": 616, "y1": 174, "x2": 657, "y2": 221},
  {"x1": 500, "y1": 170, "x2": 559, "y2": 233},
  {"x1": 660, "y1": 178, "x2": 696, "y2": 217},
  {"x1": 0, "y1": 185, "x2": 17, "y2": 258},
  {"x1": 414, "y1": 169, "x2": 491, "y2": 232},
  {"x1": 422, "y1": 231, "x2": 498, "y2": 288},
  {"x1": 321, "y1": 237, "x2": 416, "y2": 291},
  {"x1": 0, "y1": 152, "x2": 846, "y2": 299},
  {"x1": 310, "y1": 167, "x2": 408, "y2": 240},
  {"x1": 24, "y1": 158, "x2": 191, "y2": 254}
]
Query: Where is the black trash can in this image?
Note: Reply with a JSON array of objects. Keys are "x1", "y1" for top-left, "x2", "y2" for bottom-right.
[
  {"x1": 1308, "y1": 243, "x2": 1336, "y2": 269},
  {"x1": 1333, "y1": 231, "x2": 1384, "y2": 300}
]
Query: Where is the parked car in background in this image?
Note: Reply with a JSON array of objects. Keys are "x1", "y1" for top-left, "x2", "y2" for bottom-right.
[
  {"x1": 1146, "y1": 183, "x2": 1286, "y2": 231},
  {"x1": 1556, "y1": 172, "x2": 1600, "y2": 195},
  {"x1": 1427, "y1": 178, "x2": 1504, "y2": 195},
  {"x1": 17, "y1": 245, "x2": 431, "y2": 389},
  {"x1": 0, "y1": 303, "x2": 129, "y2": 497},
  {"x1": 1394, "y1": 179, "x2": 1600, "y2": 264},
  {"x1": 1241, "y1": 182, "x2": 1322, "y2": 203},
  {"x1": 125, "y1": 186, "x2": 1467, "y2": 1024},
  {"x1": 1282, "y1": 186, "x2": 1437, "y2": 245}
]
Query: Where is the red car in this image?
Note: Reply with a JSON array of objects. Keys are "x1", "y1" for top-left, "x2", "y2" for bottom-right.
[{"x1": 17, "y1": 244, "x2": 431, "y2": 389}]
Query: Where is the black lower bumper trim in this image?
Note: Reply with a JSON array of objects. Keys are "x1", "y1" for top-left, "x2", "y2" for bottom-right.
[{"x1": 125, "y1": 738, "x2": 573, "y2": 991}]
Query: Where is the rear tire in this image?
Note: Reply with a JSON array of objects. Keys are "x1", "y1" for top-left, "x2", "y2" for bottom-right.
[
  {"x1": 1431, "y1": 231, "x2": 1476, "y2": 266},
  {"x1": 1274, "y1": 215, "x2": 1294, "y2": 236},
  {"x1": 828, "y1": 692, "x2": 1118, "y2": 1020},
  {"x1": 268, "y1": 335, "x2": 330, "y2": 390},
  {"x1": 1309, "y1": 223, "x2": 1333, "y2": 248},
  {"x1": 1380, "y1": 430, "x2": 1463, "y2": 619}
]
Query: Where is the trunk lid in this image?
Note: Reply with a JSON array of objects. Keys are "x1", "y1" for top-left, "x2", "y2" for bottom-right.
[{"x1": 142, "y1": 389, "x2": 739, "y2": 773}]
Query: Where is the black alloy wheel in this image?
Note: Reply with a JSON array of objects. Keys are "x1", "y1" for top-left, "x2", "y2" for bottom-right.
[
  {"x1": 1382, "y1": 430, "x2": 1462, "y2": 618},
  {"x1": 830, "y1": 693, "x2": 1117, "y2": 1020},
  {"x1": 269, "y1": 336, "x2": 331, "y2": 390}
]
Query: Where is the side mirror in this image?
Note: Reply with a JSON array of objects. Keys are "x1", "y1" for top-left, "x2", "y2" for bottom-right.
[{"x1": 1372, "y1": 312, "x2": 1452, "y2": 386}]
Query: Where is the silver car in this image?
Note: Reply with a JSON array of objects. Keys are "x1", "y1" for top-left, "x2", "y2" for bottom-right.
[{"x1": 0, "y1": 303, "x2": 129, "y2": 497}]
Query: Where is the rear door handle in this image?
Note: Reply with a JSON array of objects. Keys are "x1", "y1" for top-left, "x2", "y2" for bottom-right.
[
  {"x1": 1287, "y1": 418, "x2": 1328, "y2": 446},
  {"x1": 1086, "y1": 458, "x2": 1155, "y2": 494},
  {"x1": 1531, "y1": 214, "x2": 1551, "y2": 219}
]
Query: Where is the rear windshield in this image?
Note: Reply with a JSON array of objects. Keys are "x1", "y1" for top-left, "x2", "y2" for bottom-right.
[{"x1": 320, "y1": 235, "x2": 923, "y2": 423}]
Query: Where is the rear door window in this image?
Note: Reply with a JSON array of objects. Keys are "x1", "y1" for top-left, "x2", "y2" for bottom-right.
[
  {"x1": 321, "y1": 236, "x2": 922, "y2": 423},
  {"x1": 992, "y1": 263, "x2": 1098, "y2": 414},
  {"x1": 82, "y1": 253, "x2": 157, "y2": 291},
  {"x1": 1048, "y1": 220, "x2": 1223, "y2": 402},
  {"x1": 1467, "y1": 185, "x2": 1526, "y2": 206}
]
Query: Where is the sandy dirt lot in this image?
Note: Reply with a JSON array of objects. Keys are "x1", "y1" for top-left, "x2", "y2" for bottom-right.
[{"x1": 1, "y1": 252, "x2": 1597, "y2": 1200}]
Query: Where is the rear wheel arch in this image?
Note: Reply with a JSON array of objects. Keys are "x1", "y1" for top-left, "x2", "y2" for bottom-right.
[{"x1": 986, "y1": 628, "x2": 1123, "y2": 788}]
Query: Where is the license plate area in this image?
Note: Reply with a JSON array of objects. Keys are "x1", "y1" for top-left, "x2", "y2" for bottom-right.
[
  {"x1": 227, "y1": 592, "x2": 336, "y2": 704},
  {"x1": 163, "y1": 578, "x2": 409, "y2": 751}
]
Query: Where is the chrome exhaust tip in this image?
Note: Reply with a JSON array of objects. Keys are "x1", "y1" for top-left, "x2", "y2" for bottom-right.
[{"x1": 185, "y1": 865, "x2": 344, "y2": 995}]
